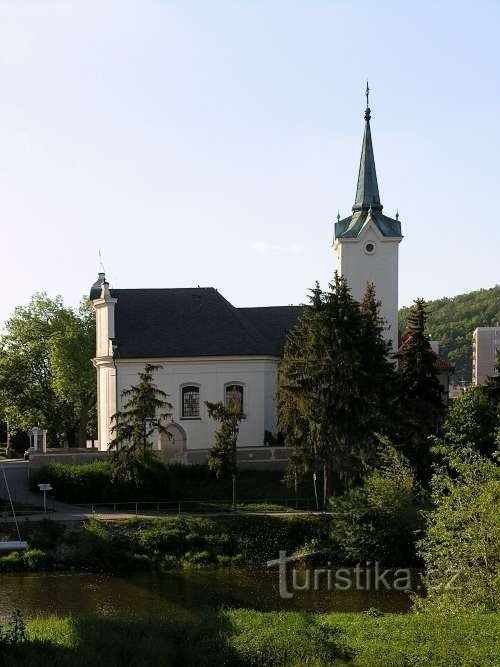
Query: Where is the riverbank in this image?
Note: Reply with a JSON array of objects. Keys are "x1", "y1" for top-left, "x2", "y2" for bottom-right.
[
  {"x1": 1, "y1": 515, "x2": 332, "y2": 573},
  {"x1": 1, "y1": 610, "x2": 497, "y2": 666}
]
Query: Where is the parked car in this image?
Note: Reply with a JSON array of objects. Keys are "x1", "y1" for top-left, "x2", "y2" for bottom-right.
[{"x1": 23, "y1": 446, "x2": 36, "y2": 461}]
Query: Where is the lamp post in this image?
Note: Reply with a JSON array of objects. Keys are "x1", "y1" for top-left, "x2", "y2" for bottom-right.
[{"x1": 37, "y1": 483, "x2": 53, "y2": 513}]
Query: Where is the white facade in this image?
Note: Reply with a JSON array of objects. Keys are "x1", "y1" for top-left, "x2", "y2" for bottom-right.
[
  {"x1": 334, "y1": 214, "x2": 401, "y2": 353},
  {"x1": 92, "y1": 281, "x2": 280, "y2": 454},
  {"x1": 472, "y1": 326, "x2": 500, "y2": 385}
]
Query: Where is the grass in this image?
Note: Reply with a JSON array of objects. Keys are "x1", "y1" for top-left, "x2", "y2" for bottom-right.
[{"x1": 0, "y1": 610, "x2": 497, "y2": 666}]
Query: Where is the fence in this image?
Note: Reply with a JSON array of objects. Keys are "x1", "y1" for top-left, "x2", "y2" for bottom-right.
[{"x1": 76, "y1": 497, "x2": 321, "y2": 516}]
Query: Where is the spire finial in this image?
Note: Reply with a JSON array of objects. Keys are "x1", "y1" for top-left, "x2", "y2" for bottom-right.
[
  {"x1": 364, "y1": 81, "x2": 371, "y2": 121},
  {"x1": 337, "y1": 211, "x2": 340, "y2": 223},
  {"x1": 395, "y1": 209, "x2": 399, "y2": 221}
]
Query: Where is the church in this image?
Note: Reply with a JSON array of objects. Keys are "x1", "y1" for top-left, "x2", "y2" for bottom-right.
[{"x1": 90, "y1": 92, "x2": 403, "y2": 465}]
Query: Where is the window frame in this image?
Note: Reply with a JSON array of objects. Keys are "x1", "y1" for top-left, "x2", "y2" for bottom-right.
[
  {"x1": 224, "y1": 382, "x2": 245, "y2": 417},
  {"x1": 180, "y1": 384, "x2": 201, "y2": 420}
]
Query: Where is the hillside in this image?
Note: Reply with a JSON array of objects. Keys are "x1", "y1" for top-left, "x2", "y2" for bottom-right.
[{"x1": 399, "y1": 285, "x2": 500, "y2": 383}]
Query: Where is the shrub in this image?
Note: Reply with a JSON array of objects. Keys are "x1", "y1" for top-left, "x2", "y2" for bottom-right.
[
  {"x1": 416, "y1": 446, "x2": 500, "y2": 612},
  {"x1": 328, "y1": 445, "x2": 423, "y2": 564},
  {"x1": 0, "y1": 551, "x2": 23, "y2": 572},
  {"x1": 22, "y1": 549, "x2": 49, "y2": 571}
]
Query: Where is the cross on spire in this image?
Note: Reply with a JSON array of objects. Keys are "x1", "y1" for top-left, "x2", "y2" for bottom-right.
[{"x1": 365, "y1": 81, "x2": 370, "y2": 107}]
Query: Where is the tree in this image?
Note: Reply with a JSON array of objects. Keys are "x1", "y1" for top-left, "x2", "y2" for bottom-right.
[
  {"x1": 110, "y1": 364, "x2": 172, "y2": 484},
  {"x1": 278, "y1": 275, "x2": 398, "y2": 492},
  {"x1": 443, "y1": 386, "x2": 497, "y2": 458},
  {"x1": 205, "y1": 389, "x2": 244, "y2": 481},
  {"x1": 0, "y1": 294, "x2": 96, "y2": 446},
  {"x1": 416, "y1": 445, "x2": 500, "y2": 612},
  {"x1": 398, "y1": 298, "x2": 445, "y2": 481}
]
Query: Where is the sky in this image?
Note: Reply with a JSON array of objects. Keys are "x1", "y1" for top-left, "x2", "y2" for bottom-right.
[{"x1": 0, "y1": 1, "x2": 499, "y2": 326}]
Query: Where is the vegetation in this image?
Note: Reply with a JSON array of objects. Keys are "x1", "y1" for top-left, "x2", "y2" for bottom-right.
[
  {"x1": 206, "y1": 389, "x2": 244, "y2": 481},
  {"x1": 328, "y1": 442, "x2": 424, "y2": 565},
  {"x1": 0, "y1": 515, "x2": 329, "y2": 573},
  {"x1": 110, "y1": 364, "x2": 172, "y2": 485},
  {"x1": 278, "y1": 276, "x2": 397, "y2": 493},
  {"x1": 416, "y1": 445, "x2": 500, "y2": 613},
  {"x1": 30, "y1": 462, "x2": 313, "y2": 504},
  {"x1": 397, "y1": 299, "x2": 445, "y2": 482},
  {"x1": 0, "y1": 294, "x2": 95, "y2": 448},
  {"x1": 399, "y1": 284, "x2": 500, "y2": 383},
  {"x1": 0, "y1": 610, "x2": 497, "y2": 666},
  {"x1": 443, "y1": 385, "x2": 498, "y2": 458}
]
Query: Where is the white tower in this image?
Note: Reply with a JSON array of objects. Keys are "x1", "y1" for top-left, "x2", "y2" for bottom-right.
[
  {"x1": 91, "y1": 273, "x2": 118, "y2": 450},
  {"x1": 333, "y1": 85, "x2": 403, "y2": 353}
]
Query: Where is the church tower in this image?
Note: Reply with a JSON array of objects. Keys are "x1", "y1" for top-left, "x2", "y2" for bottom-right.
[{"x1": 334, "y1": 85, "x2": 403, "y2": 353}]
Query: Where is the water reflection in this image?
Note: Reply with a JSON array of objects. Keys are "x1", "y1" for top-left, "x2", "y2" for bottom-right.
[{"x1": 0, "y1": 569, "x2": 416, "y2": 618}]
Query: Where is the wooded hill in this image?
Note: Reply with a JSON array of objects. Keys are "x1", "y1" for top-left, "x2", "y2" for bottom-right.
[{"x1": 399, "y1": 285, "x2": 500, "y2": 383}]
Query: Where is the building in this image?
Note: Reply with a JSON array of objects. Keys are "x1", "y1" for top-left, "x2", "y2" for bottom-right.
[
  {"x1": 472, "y1": 326, "x2": 500, "y2": 385},
  {"x1": 91, "y1": 91, "x2": 403, "y2": 462}
]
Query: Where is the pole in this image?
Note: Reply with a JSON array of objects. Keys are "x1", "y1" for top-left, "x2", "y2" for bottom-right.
[
  {"x1": 232, "y1": 474, "x2": 236, "y2": 509},
  {"x1": 43, "y1": 490, "x2": 47, "y2": 513},
  {"x1": 313, "y1": 472, "x2": 319, "y2": 511}
]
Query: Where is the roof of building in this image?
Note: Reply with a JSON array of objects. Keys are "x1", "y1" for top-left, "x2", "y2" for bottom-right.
[
  {"x1": 335, "y1": 89, "x2": 402, "y2": 240},
  {"x1": 91, "y1": 279, "x2": 304, "y2": 358}
]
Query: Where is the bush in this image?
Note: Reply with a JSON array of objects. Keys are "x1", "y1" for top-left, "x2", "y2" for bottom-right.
[
  {"x1": 22, "y1": 549, "x2": 49, "y2": 571},
  {"x1": 32, "y1": 461, "x2": 313, "y2": 505},
  {"x1": 329, "y1": 446, "x2": 423, "y2": 564},
  {"x1": 416, "y1": 446, "x2": 500, "y2": 612}
]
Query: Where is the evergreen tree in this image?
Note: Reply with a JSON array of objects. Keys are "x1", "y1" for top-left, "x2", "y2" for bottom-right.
[
  {"x1": 205, "y1": 389, "x2": 244, "y2": 480},
  {"x1": 278, "y1": 274, "x2": 398, "y2": 492},
  {"x1": 398, "y1": 298, "x2": 445, "y2": 481},
  {"x1": 110, "y1": 364, "x2": 172, "y2": 484}
]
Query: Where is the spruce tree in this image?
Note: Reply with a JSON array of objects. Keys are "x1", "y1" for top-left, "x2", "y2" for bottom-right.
[
  {"x1": 278, "y1": 274, "x2": 398, "y2": 492},
  {"x1": 110, "y1": 364, "x2": 172, "y2": 484},
  {"x1": 398, "y1": 299, "x2": 444, "y2": 481}
]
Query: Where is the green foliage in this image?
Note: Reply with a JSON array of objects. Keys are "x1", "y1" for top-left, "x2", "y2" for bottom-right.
[
  {"x1": 278, "y1": 276, "x2": 398, "y2": 488},
  {"x1": 31, "y1": 461, "x2": 307, "y2": 504},
  {"x1": 398, "y1": 299, "x2": 445, "y2": 481},
  {"x1": 0, "y1": 294, "x2": 96, "y2": 446},
  {"x1": 110, "y1": 364, "x2": 172, "y2": 485},
  {"x1": 0, "y1": 610, "x2": 27, "y2": 648},
  {"x1": 399, "y1": 285, "x2": 500, "y2": 383},
  {"x1": 417, "y1": 446, "x2": 500, "y2": 612},
  {"x1": 443, "y1": 386, "x2": 498, "y2": 457},
  {"x1": 328, "y1": 443, "x2": 423, "y2": 564},
  {"x1": 205, "y1": 392, "x2": 244, "y2": 480},
  {"x1": 2, "y1": 611, "x2": 498, "y2": 666}
]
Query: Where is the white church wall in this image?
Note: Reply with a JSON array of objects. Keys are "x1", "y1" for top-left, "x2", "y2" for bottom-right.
[{"x1": 108, "y1": 356, "x2": 280, "y2": 452}]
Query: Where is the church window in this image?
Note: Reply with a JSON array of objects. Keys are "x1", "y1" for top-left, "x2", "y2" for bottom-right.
[
  {"x1": 364, "y1": 242, "x2": 375, "y2": 254},
  {"x1": 225, "y1": 384, "x2": 244, "y2": 414},
  {"x1": 182, "y1": 386, "x2": 200, "y2": 418}
]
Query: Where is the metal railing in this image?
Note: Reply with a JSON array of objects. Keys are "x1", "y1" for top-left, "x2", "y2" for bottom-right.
[{"x1": 75, "y1": 497, "x2": 320, "y2": 516}]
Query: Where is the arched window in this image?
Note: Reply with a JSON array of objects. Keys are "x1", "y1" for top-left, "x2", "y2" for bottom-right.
[
  {"x1": 182, "y1": 385, "x2": 200, "y2": 418},
  {"x1": 225, "y1": 384, "x2": 244, "y2": 414}
]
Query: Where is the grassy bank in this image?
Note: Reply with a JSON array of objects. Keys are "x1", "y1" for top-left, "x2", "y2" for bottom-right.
[
  {"x1": 0, "y1": 610, "x2": 497, "y2": 666},
  {"x1": 0, "y1": 514, "x2": 330, "y2": 572}
]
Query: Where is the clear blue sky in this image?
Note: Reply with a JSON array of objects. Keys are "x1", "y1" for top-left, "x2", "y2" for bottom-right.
[{"x1": 1, "y1": 1, "x2": 499, "y2": 326}]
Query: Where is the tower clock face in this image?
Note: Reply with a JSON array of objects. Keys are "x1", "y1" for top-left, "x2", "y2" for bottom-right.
[{"x1": 364, "y1": 242, "x2": 375, "y2": 254}]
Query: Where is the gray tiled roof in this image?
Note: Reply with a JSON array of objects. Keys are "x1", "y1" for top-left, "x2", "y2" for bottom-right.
[{"x1": 91, "y1": 284, "x2": 304, "y2": 359}]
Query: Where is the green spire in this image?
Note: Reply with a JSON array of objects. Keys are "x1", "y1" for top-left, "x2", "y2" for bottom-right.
[{"x1": 353, "y1": 82, "x2": 382, "y2": 212}]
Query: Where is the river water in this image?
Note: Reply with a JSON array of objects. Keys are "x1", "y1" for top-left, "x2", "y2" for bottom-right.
[{"x1": 0, "y1": 569, "x2": 417, "y2": 618}]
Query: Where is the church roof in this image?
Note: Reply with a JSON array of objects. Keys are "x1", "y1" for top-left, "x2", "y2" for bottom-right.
[
  {"x1": 335, "y1": 84, "x2": 402, "y2": 240},
  {"x1": 95, "y1": 286, "x2": 303, "y2": 359}
]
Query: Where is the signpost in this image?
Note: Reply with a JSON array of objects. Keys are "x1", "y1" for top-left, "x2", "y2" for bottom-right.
[{"x1": 37, "y1": 483, "x2": 53, "y2": 513}]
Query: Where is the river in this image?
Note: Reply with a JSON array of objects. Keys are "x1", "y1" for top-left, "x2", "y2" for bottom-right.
[{"x1": 0, "y1": 568, "x2": 417, "y2": 618}]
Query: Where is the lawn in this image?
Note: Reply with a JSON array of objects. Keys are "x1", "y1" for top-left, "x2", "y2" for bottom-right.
[{"x1": 0, "y1": 610, "x2": 497, "y2": 666}]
